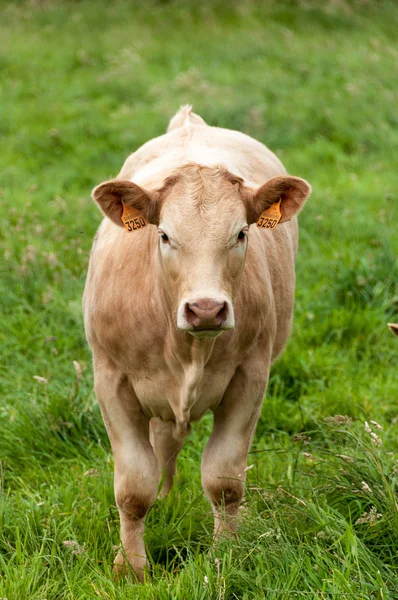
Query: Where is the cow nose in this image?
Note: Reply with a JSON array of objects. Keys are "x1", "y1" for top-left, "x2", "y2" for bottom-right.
[{"x1": 184, "y1": 299, "x2": 228, "y2": 329}]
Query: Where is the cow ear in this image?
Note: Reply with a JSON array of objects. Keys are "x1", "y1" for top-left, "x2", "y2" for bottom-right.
[
  {"x1": 246, "y1": 176, "x2": 312, "y2": 225},
  {"x1": 92, "y1": 179, "x2": 159, "y2": 227},
  {"x1": 388, "y1": 323, "x2": 398, "y2": 336}
]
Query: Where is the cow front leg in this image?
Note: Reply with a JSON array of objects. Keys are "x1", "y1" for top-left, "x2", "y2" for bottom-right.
[
  {"x1": 94, "y1": 356, "x2": 159, "y2": 582},
  {"x1": 201, "y1": 362, "x2": 269, "y2": 536}
]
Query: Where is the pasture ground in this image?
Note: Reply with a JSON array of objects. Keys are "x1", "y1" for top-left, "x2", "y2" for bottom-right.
[{"x1": 1, "y1": 1, "x2": 398, "y2": 598}]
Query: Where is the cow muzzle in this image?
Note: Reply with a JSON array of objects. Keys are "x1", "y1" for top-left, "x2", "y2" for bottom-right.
[{"x1": 177, "y1": 297, "x2": 234, "y2": 337}]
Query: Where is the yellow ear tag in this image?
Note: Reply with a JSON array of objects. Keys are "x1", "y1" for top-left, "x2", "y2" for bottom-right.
[
  {"x1": 121, "y1": 201, "x2": 146, "y2": 232},
  {"x1": 256, "y1": 198, "x2": 282, "y2": 230}
]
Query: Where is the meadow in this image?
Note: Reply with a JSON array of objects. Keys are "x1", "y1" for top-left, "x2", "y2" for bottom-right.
[{"x1": 1, "y1": 1, "x2": 398, "y2": 598}]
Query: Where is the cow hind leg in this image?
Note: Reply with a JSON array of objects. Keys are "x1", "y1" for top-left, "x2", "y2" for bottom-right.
[{"x1": 149, "y1": 418, "x2": 187, "y2": 498}]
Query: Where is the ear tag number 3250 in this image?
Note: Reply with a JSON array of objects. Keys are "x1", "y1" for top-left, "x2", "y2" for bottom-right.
[
  {"x1": 257, "y1": 199, "x2": 282, "y2": 230},
  {"x1": 121, "y1": 201, "x2": 146, "y2": 232}
]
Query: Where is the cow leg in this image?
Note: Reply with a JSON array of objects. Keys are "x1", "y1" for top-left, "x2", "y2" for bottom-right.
[
  {"x1": 93, "y1": 356, "x2": 159, "y2": 582},
  {"x1": 201, "y1": 361, "x2": 269, "y2": 536},
  {"x1": 149, "y1": 418, "x2": 187, "y2": 498}
]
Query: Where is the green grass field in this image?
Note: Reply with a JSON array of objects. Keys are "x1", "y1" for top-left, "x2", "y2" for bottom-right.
[{"x1": 1, "y1": 1, "x2": 398, "y2": 597}]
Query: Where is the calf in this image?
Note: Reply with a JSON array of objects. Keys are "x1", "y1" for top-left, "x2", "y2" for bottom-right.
[{"x1": 83, "y1": 106, "x2": 311, "y2": 580}]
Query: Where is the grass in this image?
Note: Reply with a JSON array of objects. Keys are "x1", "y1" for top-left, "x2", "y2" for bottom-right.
[{"x1": 1, "y1": 0, "x2": 398, "y2": 597}]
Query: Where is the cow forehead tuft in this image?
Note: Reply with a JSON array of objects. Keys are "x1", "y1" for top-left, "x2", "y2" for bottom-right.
[
  {"x1": 159, "y1": 163, "x2": 244, "y2": 196},
  {"x1": 159, "y1": 165, "x2": 246, "y2": 228}
]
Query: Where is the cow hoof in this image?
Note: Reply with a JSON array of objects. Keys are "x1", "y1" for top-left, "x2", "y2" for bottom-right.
[{"x1": 113, "y1": 551, "x2": 148, "y2": 583}]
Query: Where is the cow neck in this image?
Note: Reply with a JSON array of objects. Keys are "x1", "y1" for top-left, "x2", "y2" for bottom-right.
[
  {"x1": 166, "y1": 312, "x2": 217, "y2": 423},
  {"x1": 169, "y1": 331, "x2": 216, "y2": 438}
]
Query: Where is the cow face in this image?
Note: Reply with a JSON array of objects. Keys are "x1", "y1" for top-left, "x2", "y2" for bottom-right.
[
  {"x1": 92, "y1": 165, "x2": 311, "y2": 338},
  {"x1": 157, "y1": 166, "x2": 249, "y2": 337}
]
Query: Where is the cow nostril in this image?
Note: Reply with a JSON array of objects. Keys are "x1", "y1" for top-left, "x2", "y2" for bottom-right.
[
  {"x1": 216, "y1": 302, "x2": 228, "y2": 323},
  {"x1": 184, "y1": 303, "x2": 200, "y2": 326}
]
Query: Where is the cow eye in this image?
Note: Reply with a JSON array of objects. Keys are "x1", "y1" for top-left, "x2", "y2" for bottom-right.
[
  {"x1": 237, "y1": 230, "x2": 246, "y2": 241},
  {"x1": 161, "y1": 233, "x2": 169, "y2": 243}
]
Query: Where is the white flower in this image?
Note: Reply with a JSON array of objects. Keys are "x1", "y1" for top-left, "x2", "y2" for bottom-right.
[
  {"x1": 63, "y1": 540, "x2": 86, "y2": 555},
  {"x1": 33, "y1": 375, "x2": 48, "y2": 384},
  {"x1": 73, "y1": 360, "x2": 83, "y2": 381},
  {"x1": 338, "y1": 454, "x2": 354, "y2": 462},
  {"x1": 355, "y1": 506, "x2": 382, "y2": 525},
  {"x1": 303, "y1": 452, "x2": 316, "y2": 461},
  {"x1": 370, "y1": 432, "x2": 382, "y2": 447},
  {"x1": 361, "y1": 481, "x2": 372, "y2": 494}
]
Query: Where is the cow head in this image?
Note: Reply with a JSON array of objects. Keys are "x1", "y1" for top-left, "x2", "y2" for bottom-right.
[{"x1": 93, "y1": 165, "x2": 311, "y2": 338}]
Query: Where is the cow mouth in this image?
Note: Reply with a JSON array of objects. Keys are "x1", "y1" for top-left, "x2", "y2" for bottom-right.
[
  {"x1": 188, "y1": 329, "x2": 224, "y2": 338},
  {"x1": 186, "y1": 325, "x2": 233, "y2": 339}
]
